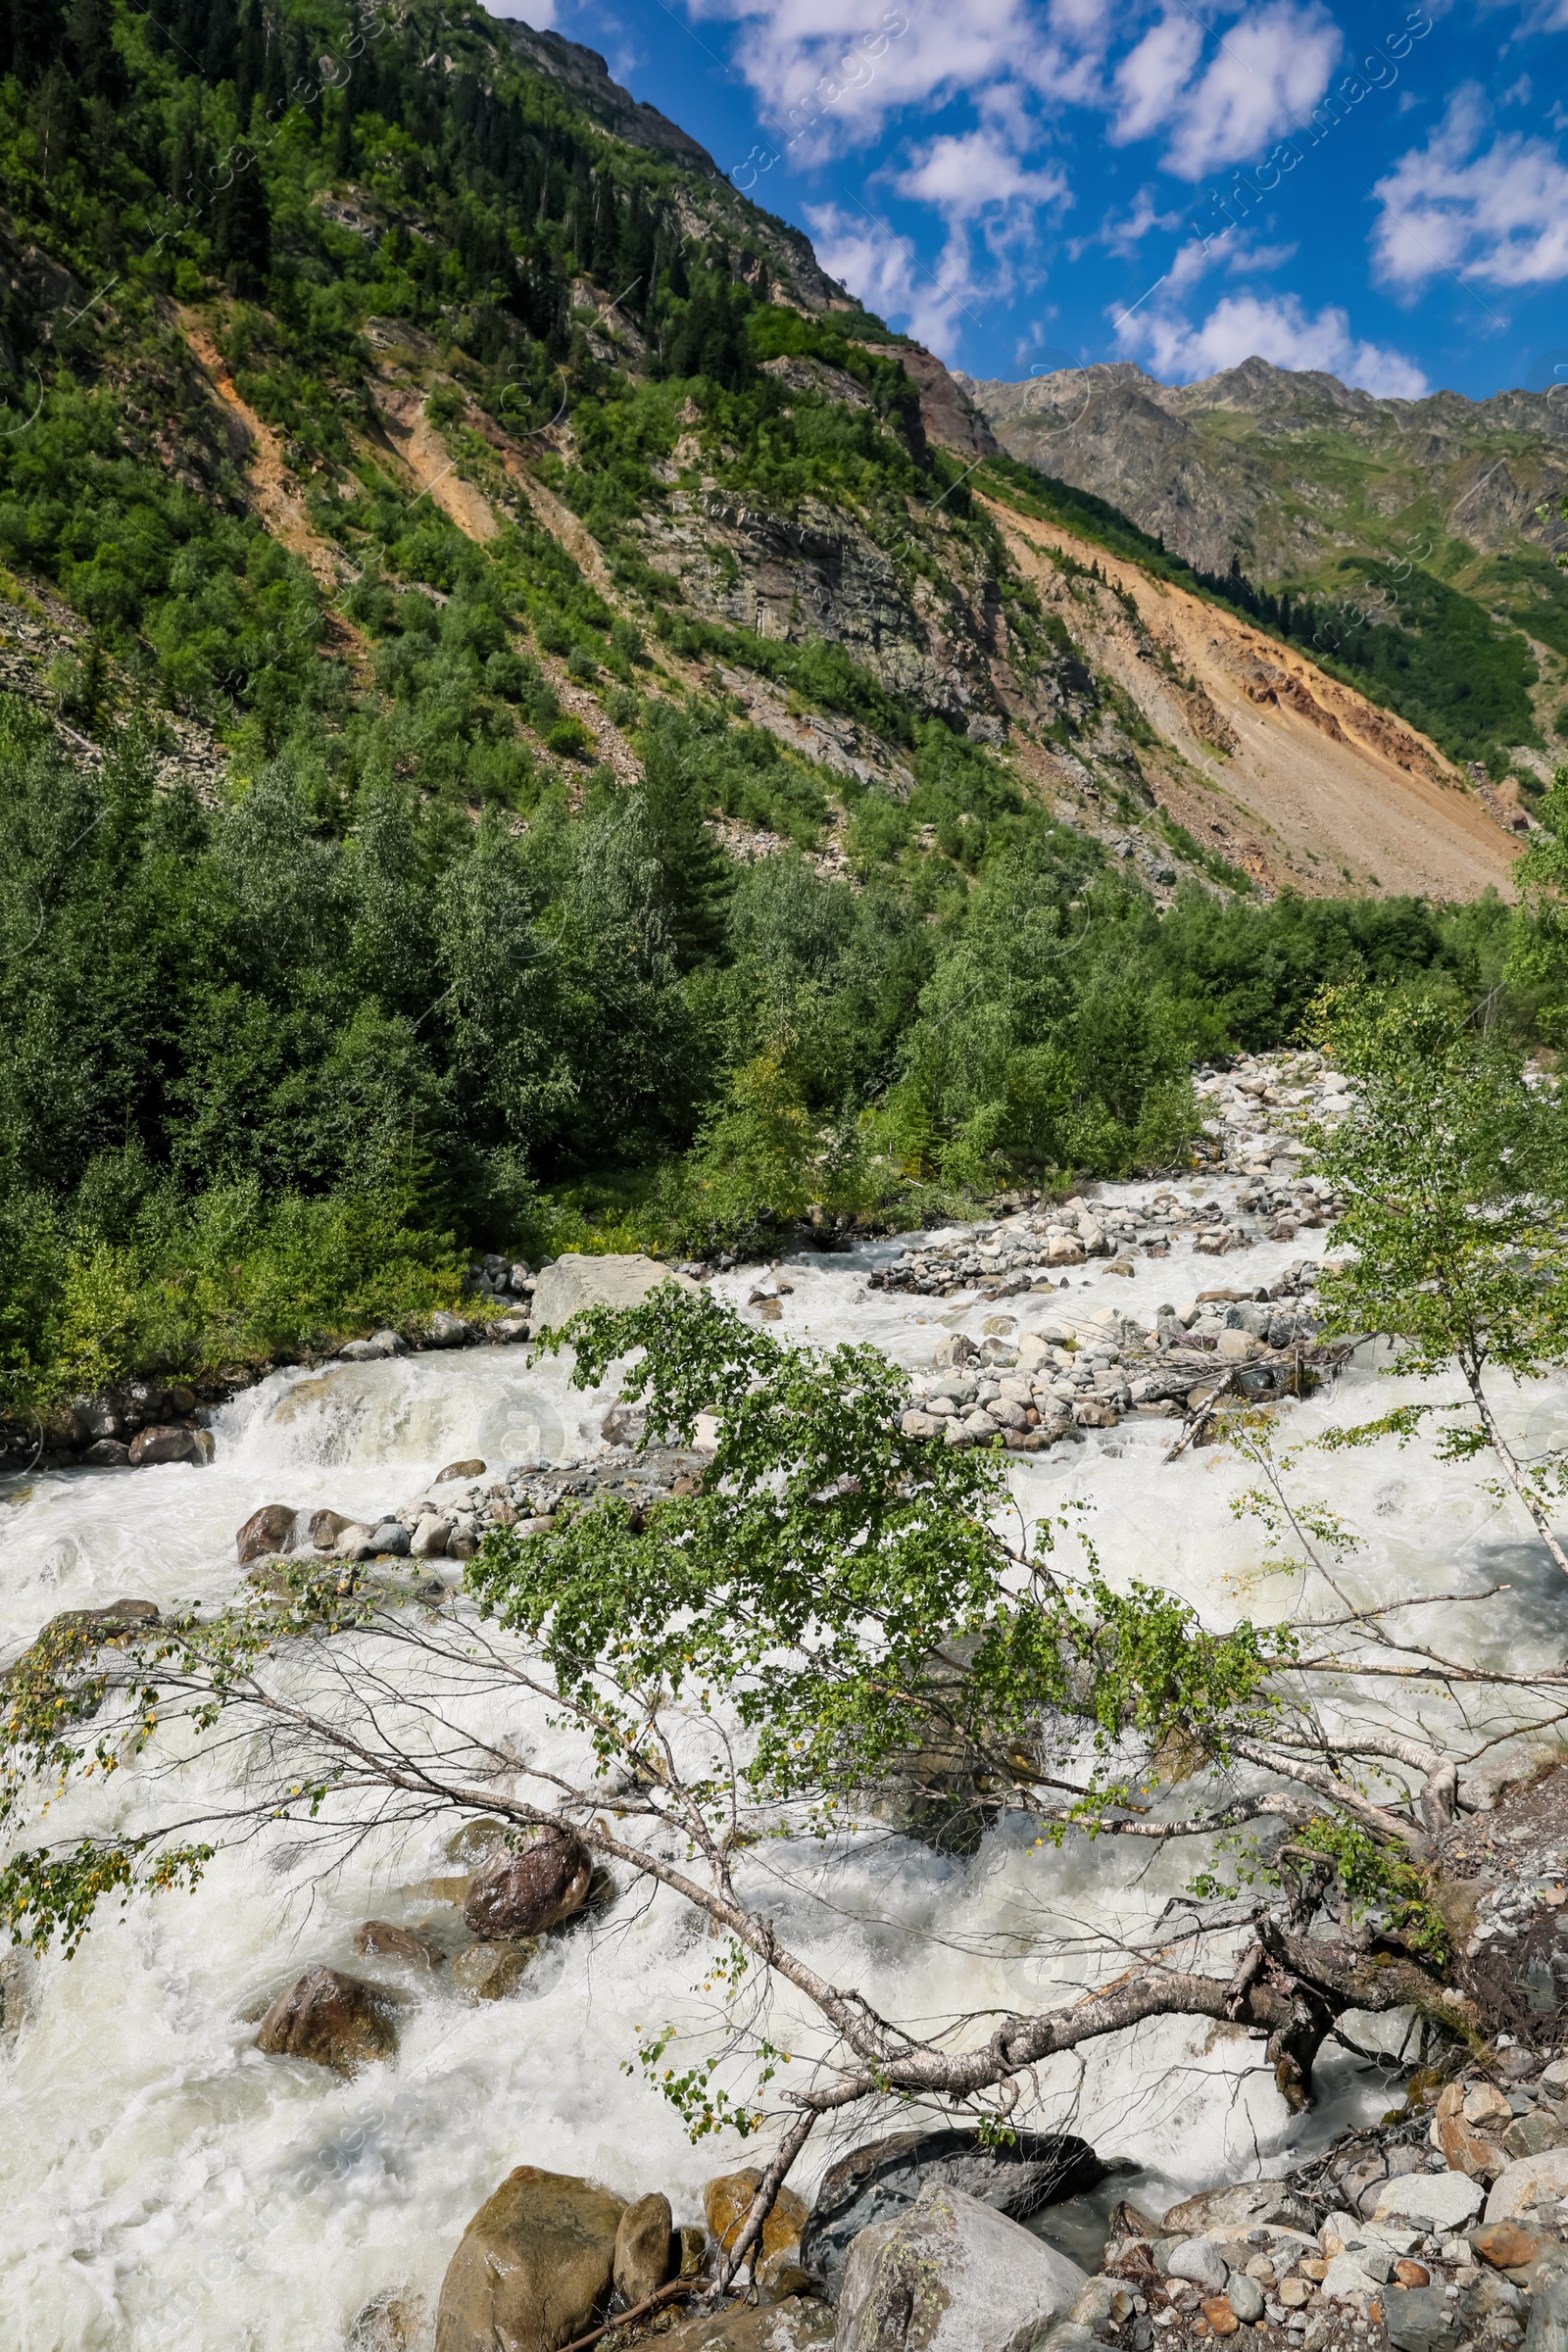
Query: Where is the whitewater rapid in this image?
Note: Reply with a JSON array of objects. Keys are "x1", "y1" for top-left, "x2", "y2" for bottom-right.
[{"x1": 4, "y1": 1182, "x2": 1565, "y2": 2351}]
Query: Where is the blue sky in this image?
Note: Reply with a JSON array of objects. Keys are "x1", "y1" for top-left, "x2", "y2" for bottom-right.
[{"x1": 494, "y1": 0, "x2": 1568, "y2": 403}]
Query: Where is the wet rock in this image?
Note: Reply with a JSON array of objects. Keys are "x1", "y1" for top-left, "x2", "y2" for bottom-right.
[
  {"x1": 347, "y1": 2286, "x2": 429, "y2": 2349},
  {"x1": 446, "y1": 1817, "x2": 509, "y2": 1865},
  {"x1": 412, "y1": 1516, "x2": 450, "y2": 1558},
  {"x1": 464, "y1": 1829, "x2": 593, "y2": 1940},
  {"x1": 451, "y1": 1941, "x2": 537, "y2": 1999},
  {"x1": 308, "y1": 1508, "x2": 354, "y2": 1550},
  {"x1": 80, "y1": 1439, "x2": 131, "y2": 1467},
  {"x1": 1167, "y1": 2240, "x2": 1230, "y2": 2294},
  {"x1": 236, "y1": 1504, "x2": 298, "y2": 1564},
  {"x1": 332, "y1": 1522, "x2": 377, "y2": 1559},
  {"x1": 0, "y1": 1946, "x2": 38, "y2": 2042},
  {"x1": 836, "y1": 2183, "x2": 1086, "y2": 2352},
  {"x1": 803, "y1": 2128, "x2": 1102, "y2": 2292},
  {"x1": 127, "y1": 1424, "x2": 212, "y2": 1466},
  {"x1": 706, "y1": 2170, "x2": 809, "y2": 2270},
  {"x1": 368, "y1": 1521, "x2": 411, "y2": 1556},
  {"x1": 433, "y1": 2165, "x2": 624, "y2": 2352},
  {"x1": 614, "y1": 2191, "x2": 674, "y2": 2305},
  {"x1": 254, "y1": 1965, "x2": 400, "y2": 2073},
  {"x1": 353, "y1": 1921, "x2": 445, "y2": 1969},
  {"x1": 1374, "y1": 2172, "x2": 1485, "y2": 2231},
  {"x1": 602, "y1": 1402, "x2": 648, "y2": 1447},
  {"x1": 529, "y1": 1252, "x2": 697, "y2": 1331},
  {"x1": 434, "y1": 1459, "x2": 486, "y2": 1484}
]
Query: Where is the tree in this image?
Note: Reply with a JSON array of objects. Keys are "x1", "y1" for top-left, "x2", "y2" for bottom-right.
[
  {"x1": 6, "y1": 1283, "x2": 1556, "y2": 2287},
  {"x1": 1310, "y1": 988, "x2": 1568, "y2": 1574}
]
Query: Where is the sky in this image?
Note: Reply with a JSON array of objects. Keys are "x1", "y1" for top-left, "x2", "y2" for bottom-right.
[{"x1": 491, "y1": 0, "x2": 1568, "y2": 404}]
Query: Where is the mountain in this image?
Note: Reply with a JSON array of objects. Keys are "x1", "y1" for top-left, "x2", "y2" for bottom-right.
[
  {"x1": 0, "y1": 0, "x2": 1555, "y2": 1417},
  {"x1": 963, "y1": 358, "x2": 1568, "y2": 784}
]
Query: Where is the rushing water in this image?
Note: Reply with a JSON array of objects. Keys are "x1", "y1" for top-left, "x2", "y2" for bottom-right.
[{"x1": 4, "y1": 1182, "x2": 1565, "y2": 2350}]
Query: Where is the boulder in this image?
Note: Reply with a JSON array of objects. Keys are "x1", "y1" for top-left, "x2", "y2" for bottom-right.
[
  {"x1": 803, "y1": 2128, "x2": 1102, "y2": 2292},
  {"x1": 1161, "y1": 2182, "x2": 1314, "y2": 2236},
  {"x1": 255, "y1": 1966, "x2": 400, "y2": 2073},
  {"x1": 45, "y1": 1595, "x2": 160, "y2": 1643},
  {"x1": 434, "y1": 2166, "x2": 625, "y2": 2352},
  {"x1": 236, "y1": 1504, "x2": 298, "y2": 1564},
  {"x1": 1374, "y1": 2172, "x2": 1484, "y2": 2232},
  {"x1": 1226, "y1": 2277, "x2": 1264, "y2": 2323},
  {"x1": 347, "y1": 2287, "x2": 429, "y2": 2350},
  {"x1": 451, "y1": 1942, "x2": 537, "y2": 2000},
  {"x1": 1166, "y1": 2240, "x2": 1230, "y2": 2295},
  {"x1": 706, "y1": 2170, "x2": 809, "y2": 2269},
  {"x1": 434, "y1": 1458, "x2": 486, "y2": 1484},
  {"x1": 80, "y1": 1439, "x2": 130, "y2": 1467},
  {"x1": 614, "y1": 2191, "x2": 674, "y2": 2306},
  {"x1": 1383, "y1": 2283, "x2": 1462, "y2": 2352},
  {"x1": 368, "y1": 1521, "x2": 412, "y2": 1557},
  {"x1": 1523, "y1": 2269, "x2": 1568, "y2": 2352},
  {"x1": 1487, "y1": 2150, "x2": 1568, "y2": 2224},
  {"x1": 412, "y1": 1516, "x2": 451, "y2": 1558},
  {"x1": 464, "y1": 1830, "x2": 594, "y2": 1940},
  {"x1": 529, "y1": 1252, "x2": 697, "y2": 1332},
  {"x1": 836, "y1": 2183, "x2": 1086, "y2": 2352},
  {"x1": 128, "y1": 1424, "x2": 212, "y2": 1466},
  {"x1": 662, "y1": 2297, "x2": 834, "y2": 2352},
  {"x1": 427, "y1": 1311, "x2": 472, "y2": 1348},
  {"x1": 332, "y1": 1522, "x2": 377, "y2": 1559},
  {"x1": 447, "y1": 1817, "x2": 510, "y2": 1865},
  {"x1": 309, "y1": 1508, "x2": 355, "y2": 1550},
  {"x1": 353, "y1": 1921, "x2": 445, "y2": 1969}
]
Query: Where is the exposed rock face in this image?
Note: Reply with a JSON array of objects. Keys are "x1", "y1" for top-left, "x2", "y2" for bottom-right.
[
  {"x1": 529, "y1": 1253, "x2": 698, "y2": 1330},
  {"x1": 434, "y1": 2166, "x2": 625, "y2": 2352},
  {"x1": 254, "y1": 1966, "x2": 400, "y2": 2073},
  {"x1": 236, "y1": 1504, "x2": 297, "y2": 1564},
  {"x1": 892, "y1": 345, "x2": 1000, "y2": 463},
  {"x1": 463, "y1": 1830, "x2": 594, "y2": 1939},
  {"x1": 613, "y1": 2191, "x2": 674, "y2": 2306},
  {"x1": 803, "y1": 2128, "x2": 1102, "y2": 2293},
  {"x1": 836, "y1": 2183, "x2": 1086, "y2": 2352}
]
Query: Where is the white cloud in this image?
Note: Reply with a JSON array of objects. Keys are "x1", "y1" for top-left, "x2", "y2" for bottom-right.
[
  {"x1": 804, "y1": 202, "x2": 979, "y2": 354},
  {"x1": 1119, "y1": 289, "x2": 1430, "y2": 397},
  {"x1": 897, "y1": 127, "x2": 1068, "y2": 222},
  {"x1": 1112, "y1": 1, "x2": 1342, "y2": 178},
  {"x1": 1371, "y1": 86, "x2": 1568, "y2": 290}
]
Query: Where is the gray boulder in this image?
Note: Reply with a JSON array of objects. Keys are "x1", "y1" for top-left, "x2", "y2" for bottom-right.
[
  {"x1": 1524, "y1": 2271, "x2": 1568, "y2": 2352},
  {"x1": 803, "y1": 2128, "x2": 1101, "y2": 2295},
  {"x1": 614, "y1": 2190, "x2": 674, "y2": 2306},
  {"x1": 1165, "y1": 2240, "x2": 1229, "y2": 2295},
  {"x1": 836, "y1": 2183, "x2": 1086, "y2": 2352},
  {"x1": 530, "y1": 1252, "x2": 697, "y2": 1332}
]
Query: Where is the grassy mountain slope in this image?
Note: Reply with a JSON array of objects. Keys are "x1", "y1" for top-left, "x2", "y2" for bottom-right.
[{"x1": 0, "y1": 0, "x2": 1550, "y2": 1423}]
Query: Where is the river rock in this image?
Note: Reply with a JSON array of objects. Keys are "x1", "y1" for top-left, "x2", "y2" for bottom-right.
[
  {"x1": 236, "y1": 1504, "x2": 298, "y2": 1564},
  {"x1": 464, "y1": 1829, "x2": 593, "y2": 1939},
  {"x1": 803, "y1": 2127, "x2": 1102, "y2": 2291},
  {"x1": 307, "y1": 1508, "x2": 354, "y2": 1549},
  {"x1": 1373, "y1": 2172, "x2": 1484, "y2": 2231},
  {"x1": 447, "y1": 1817, "x2": 509, "y2": 1864},
  {"x1": 0, "y1": 1947, "x2": 38, "y2": 2042},
  {"x1": 347, "y1": 2287, "x2": 429, "y2": 2349},
  {"x1": 45, "y1": 1595, "x2": 161, "y2": 1644},
  {"x1": 353, "y1": 1921, "x2": 445, "y2": 1969},
  {"x1": 1488, "y1": 2151, "x2": 1568, "y2": 2224},
  {"x1": 1226, "y1": 2276, "x2": 1265, "y2": 2322},
  {"x1": 706, "y1": 2170, "x2": 809, "y2": 2268},
  {"x1": 451, "y1": 1941, "x2": 537, "y2": 1999},
  {"x1": 368, "y1": 1520, "x2": 411, "y2": 1556},
  {"x1": 127, "y1": 1424, "x2": 212, "y2": 1466},
  {"x1": 1162, "y1": 2182, "x2": 1314, "y2": 2235},
  {"x1": 836, "y1": 2183, "x2": 1086, "y2": 2352},
  {"x1": 433, "y1": 2165, "x2": 625, "y2": 2352},
  {"x1": 529, "y1": 1252, "x2": 697, "y2": 1331},
  {"x1": 1167, "y1": 2239, "x2": 1230, "y2": 2294},
  {"x1": 80, "y1": 1438, "x2": 131, "y2": 1466},
  {"x1": 1383, "y1": 2283, "x2": 1462, "y2": 2352},
  {"x1": 1523, "y1": 2269, "x2": 1568, "y2": 2352},
  {"x1": 434, "y1": 1459, "x2": 486, "y2": 1484},
  {"x1": 254, "y1": 1965, "x2": 400, "y2": 2072},
  {"x1": 614, "y1": 2191, "x2": 674, "y2": 2305},
  {"x1": 412, "y1": 1515, "x2": 450, "y2": 1557},
  {"x1": 427, "y1": 1311, "x2": 471, "y2": 1348}
]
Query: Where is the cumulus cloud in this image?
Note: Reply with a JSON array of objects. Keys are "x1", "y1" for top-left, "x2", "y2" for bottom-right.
[
  {"x1": 1119, "y1": 289, "x2": 1430, "y2": 397},
  {"x1": 804, "y1": 202, "x2": 980, "y2": 355},
  {"x1": 1111, "y1": 1, "x2": 1342, "y2": 178},
  {"x1": 1371, "y1": 86, "x2": 1568, "y2": 290}
]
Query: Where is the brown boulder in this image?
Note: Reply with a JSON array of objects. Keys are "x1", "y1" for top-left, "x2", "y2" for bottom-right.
[
  {"x1": 1434, "y1": 2087, "x2": 1507, "y2": 2181},
  {"x1": 308, "y1": 1508, "x2": 355, "y2": 1550},
  {"x1": 614, "y1": 2192, "x2": 674, "y2": 2307},
  {"x1": 451, "y1": 1942, "x2": 537, "y2": 2000},
  {"x1": 660, "y1": 2297, "x2": 833, "y2": 2352},
  {"x1": 353, "y1": 1920, "x2": 445, "y2": 1969},
  {"x1": 435, "y1": 1458, "x2": 486, "y2": 1484},
  {"x1": 1473, "y1": 2223, "x2": 1541, "y2": 2270},
  {"x1": 703, "y1": 2170, "x2": 808, "y2": 2267},
  {"x1": 80, "y1": 1439, "x2": 131, "y2": 1467},
  {"x1": 43, "y1": 1597, "x2": 159, "y2": 1647},
  {"x1": 237, "y1": 1504, "x2": 298, "y2": 1564},
  {"x1": 128, "y1": 1424, "x2": 212, "y2": 1466},
  {"x1": 255, "y1": 1965, "x2": 400, "y2": 2073},
  {"x1": 464, "y1": 1829, "x2": 593, "y2": 1940},
  {"x1": 434, "y1": 2166, "x2": 625, "y2": 2352}
]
